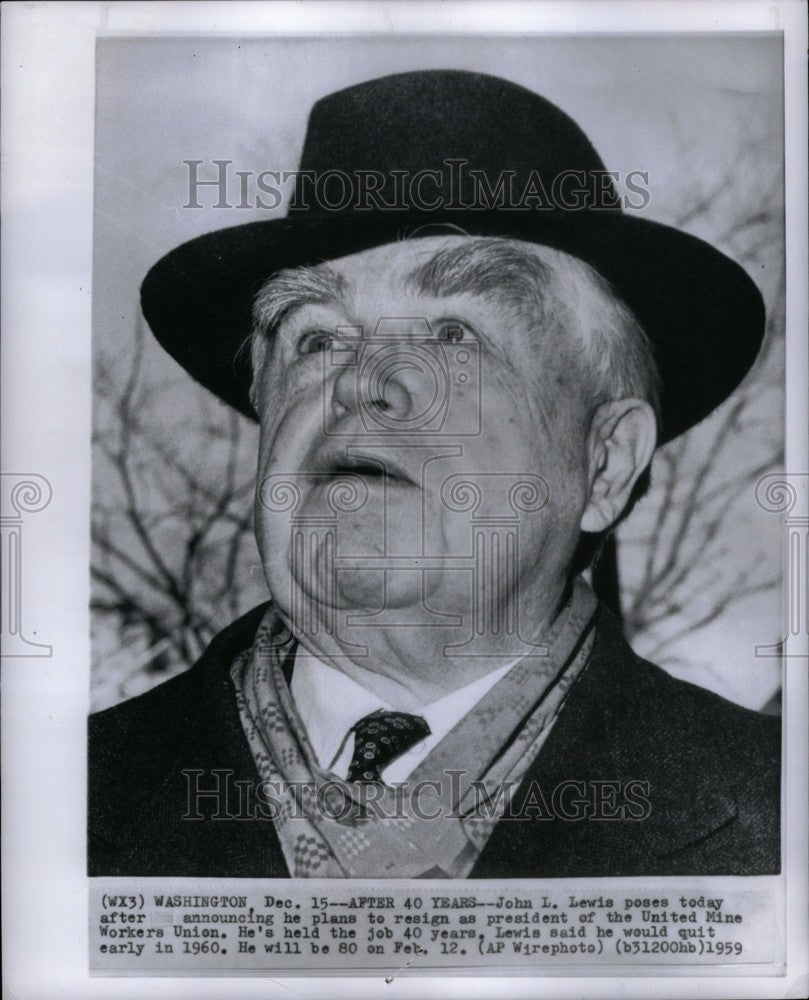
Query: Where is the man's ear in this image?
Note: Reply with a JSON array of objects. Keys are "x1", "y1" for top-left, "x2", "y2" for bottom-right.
[{"x1": 580, "y1": 399, "x2": 657, "y2": 534}]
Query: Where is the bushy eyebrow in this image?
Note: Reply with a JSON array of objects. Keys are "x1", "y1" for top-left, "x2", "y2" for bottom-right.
[
  {"x1": 402, "y1": 237, "x2": 553, "y2": 332},
  {"x1": 252, "y1": 264, "x2": 349, "y2": 337}
]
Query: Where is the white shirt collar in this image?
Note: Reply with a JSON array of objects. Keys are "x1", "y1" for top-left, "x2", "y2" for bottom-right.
[{"x1": 290, "y1": 647, "x2": 517, "y2": 783}]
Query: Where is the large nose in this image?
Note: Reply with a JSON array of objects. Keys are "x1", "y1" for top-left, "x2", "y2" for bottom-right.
[{"x1": 331, "y1": 336, "x2": 443, "y2": 430}]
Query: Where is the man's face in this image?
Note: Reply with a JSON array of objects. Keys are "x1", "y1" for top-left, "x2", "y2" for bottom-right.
[{"x1": 252, "y1": 236, "x2": 593, "y2": 645}]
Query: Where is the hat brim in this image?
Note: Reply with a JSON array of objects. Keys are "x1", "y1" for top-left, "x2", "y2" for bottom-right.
[{"x1": 140, "y1": 210, "x2": 765, "y2": 443}]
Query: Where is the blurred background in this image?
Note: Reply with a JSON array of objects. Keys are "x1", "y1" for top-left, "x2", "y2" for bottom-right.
[{"x1": 92, "y1": 34, "x2": 784, "y2": 713}]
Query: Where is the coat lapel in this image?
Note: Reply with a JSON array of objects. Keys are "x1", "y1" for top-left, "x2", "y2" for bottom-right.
[
  {"x1": 471, "y1": 609, "x2": 740, "y2": 877},
  {"x1": 94, "y1": 604, "x2": 291, "y2": 877}
]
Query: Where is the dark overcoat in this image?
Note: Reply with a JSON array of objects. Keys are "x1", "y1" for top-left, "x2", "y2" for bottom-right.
[{"x1": 89, "y1": 605, "x2": 780, "y2": 877}]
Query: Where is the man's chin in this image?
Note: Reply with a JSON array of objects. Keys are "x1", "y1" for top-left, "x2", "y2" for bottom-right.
[{"x1": 290, "y1": 569, "x2": 426, "y2": 616}]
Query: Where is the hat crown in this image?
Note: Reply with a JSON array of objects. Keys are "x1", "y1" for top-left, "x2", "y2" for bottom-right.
[
  {"x1": 141, "y1": 69, "x2": 766, "y2": 442},
  {"x1": 292, "y1": 70, "x2": 616, "y2": 214}
]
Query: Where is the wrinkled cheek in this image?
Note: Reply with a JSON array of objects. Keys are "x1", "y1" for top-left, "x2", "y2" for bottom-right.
[
  {"x1": 255, "y1": 382, "x2": 298, "y2": 461},
  {"x1": 532, "y1": 441, "x2": 585, "y2": 523},
  {"x1": 252, "y1": 384, "x2": 323, "y2": 606},
  {"x1": 253, "y1": 487, "x2": 289, "y2": 604},
  {"x1": 503, "y1": 438, "x2": 588, "y2": 580}
]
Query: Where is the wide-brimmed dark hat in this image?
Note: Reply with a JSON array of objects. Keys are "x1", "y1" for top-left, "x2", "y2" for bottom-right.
[{"x1": 141, "y1": 70, "x2": 765, "y2": 443}]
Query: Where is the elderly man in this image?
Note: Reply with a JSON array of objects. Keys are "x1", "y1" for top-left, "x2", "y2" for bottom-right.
[{"x1": 89, "y1": 70, "x2": 779, "y2": 878}]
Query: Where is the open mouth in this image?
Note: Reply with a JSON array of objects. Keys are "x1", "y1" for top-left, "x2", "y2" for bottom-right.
[{"x1": 322, "y1": 450, "x2": 414, "y2": 486}]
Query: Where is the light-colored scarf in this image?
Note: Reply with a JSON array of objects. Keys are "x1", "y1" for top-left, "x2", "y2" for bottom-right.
[{"x1": 230, "y1": 577, "x2": 597, "y2": 877}]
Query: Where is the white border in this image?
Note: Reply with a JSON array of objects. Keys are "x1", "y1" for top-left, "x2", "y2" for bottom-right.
[{"x1": 2, "y1": 3, "x2": 807, "y2": 999}]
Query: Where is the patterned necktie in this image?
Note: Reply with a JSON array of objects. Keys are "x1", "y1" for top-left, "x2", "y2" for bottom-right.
[{"x1": 347, "y1": 709, "x2": 431, "y2": 783}]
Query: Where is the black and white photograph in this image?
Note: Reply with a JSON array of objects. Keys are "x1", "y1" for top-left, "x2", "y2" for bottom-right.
[
  {"x1": 3, "y1": 1, "x2": 807, "y2": 994},
  {"x1": 89, "y1": 32, "x2": 783, "y2": 882}
]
